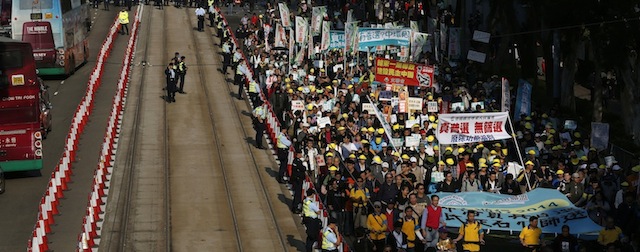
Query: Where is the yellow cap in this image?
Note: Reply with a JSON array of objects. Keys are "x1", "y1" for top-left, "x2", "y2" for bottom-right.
[
  {"x1": 326, "y1": 152, "x2": 334, "y2": 157},
  {"x1": 492, "y1": 162, "x2": 501, "y2": 167},
  {"x1": 401, "y1": 154, "x2": 410, "y2": 160},
  {"x1": 445, "y1": 147, "x2": 453, "y2": 152},
  {"x1": 342, "y1": 113, "x2": 348, "y2": 119},
  {"x1": 480, "y1": 163, "x2": 488, "y2": 168},
  {"x1": 431, "y1": 123, "x2": 437, "y2": 129},
  {"x1": 556, "y1": 170, "x2": 565, "y2": 175},
  {"x1": 309, "y1": 85, "x2": 316, "y2": 92},
  {"x1": 368, "y1": 127, "x2": 375, "y2": 133},
  {"x1": 438, "y1": 160, "x2": 445, "y2": 165},
  {"x1": 393, "y1": 151, "x2": 401, "y2": 157},
  {"x1": 285, "y1": 78, "x2": 291, "y2": 83},
  {"x1": 338, "y1": 126, "x2": 346, "y2": 131},
  {"x1": 494, "y1": 143, "x2": 502, "y2": 148},
  {"x1": 413, "y1": 124, "x2": 420, "y2": 128},
  {"x1": 361, "y1": 127, "x2": 368, "y2": 132},
  {"x1": 332, "y1": 79, "x2": 338, "y2": 84},
  {"x1": 458, "y1": 147, "x2": 466, "y2": 154},
  {"x1": 446, "y1": 158, "x2": 455, "y2": 166},
  {"x1": 361, "y1": 139, "x2": 369, "y2": 144},
  {"x1": 549, "y1": 129, "x2": 556, "y2": 134},
  {"x1": 633, "y1": 165, "x2": 640, "y2": 172},
  {"x1": 309, "y1": 68, "x2": 315, "y2": 73},
  {"x1": 392, "y1": 124, "x2": 400, "y2": 130},
  {"x1": 347, "y1": 85, "x2": 353, "y2": 89},
  {"x1": 349, "y1": 154, "x2": 356, "y2": 159},
  {"x1": 287, "y1": 89, "x2": 293, "y2": 94},
  {"x1": 320, "y1": 68, "x2": 325, "y2": 72},
  {"x1": 544, "y1": 140, "x2": 552, "y2": 145},
  {"x1": 433, "y1": 146, "x2": 440, "y2": 151},
  {"x1": 427, "y1": 135, "x2": 435, "y2": 142},
  {"x1": 493, "y1": 158, "x2": 501, "y2": 163},
  {"x1": 297, "y1": 86, "x2": 303, "y2": 91},
  {"x1": 524, "y1": 122, "x2": 532, "y2": 130},
  {"x1": 580, "y1": 156, "x2": 587, "y2": 161},
  {"x1": 307, "y1": 104, "x2": 314, "y2": 110},
  {"x1": 465, "y1": 163, "x2": 474, "y2": 167},
  {"x1": 599, "y1": 164, "x2": 606, "y2": 169},
  {"x1": 329, "y1": 143, "x2": 337, "y2": 149},
  {"x1": 372, "y1": 156, "x2": 382, "y2": 164},
  {"x1": 316, "y1": 88, "x2": 324, "y2": 93},
  {"x1": 477, "y1": 143, "x2": 484, "y2": 149},
  {"x1": 525, "y1": 160, "x2": 534, "y2": 166},
  {"x1": 574, "y1": 132, "x2": 581, "y2": 138},
  {"x1": 478, "y1": 158, "x2": 486, "y2": 164},
  {"x1": 326, "y1": 86, "x2": 333, "y2": 90},
  {"x1": 574, "y1": 141, "x2": 581, "y2": 146},
  {"x1": 621, "y1": 182, "x2": 630, "y2": 187},
  {"x1": 377, "y1": 128, "x2": 385, "y2": 134},
  {"x1": 490, "y1": 150, "x2": 498, "y2": 155},
  {"x1": 329, "y1": 166, "x2": 338, "y2": 171},
  {"x1": 528, "y1": 150, "x2": 536, "y2": 155},
  {"x1": 429, "y1": 115, "x2": 436, "y2": 122},
  {"x1": 358, "y1": 155, "x2": 367, "y2": 160}
]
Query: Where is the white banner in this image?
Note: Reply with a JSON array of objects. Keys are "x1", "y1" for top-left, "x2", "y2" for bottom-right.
[
  {"x1": 295, "y1": 16, "x2": 308, "y2": 44},
  {"x1": 311, "y1": 6, "x2": 327, "y2": 35},
  {"x1": 501, "y1": 78, "x2": 510, "y2": 112},
  {"x1": 436, "y1": 112, "x2": 511, "y2": 144},
  {"x1": 407, "y1": 97, "x2": 423, "y2": 113},
  {"x1": 278, "y1": 3, "x2": 291, "y2": 27},
  {"x1": 321, "y1": 21, "x2": 331, "y2": 51},
  {"x1": 275, "y1": 23, "x2": 286, "y2": 48},
  {"x1": 291, "y1": 100, "x2": 304, "y2": 112},
  {"x1": 317, "y1": 116, "x2": 331, "y2": 128}
]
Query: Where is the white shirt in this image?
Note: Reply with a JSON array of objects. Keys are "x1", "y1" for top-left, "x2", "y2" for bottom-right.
[{"x1": 195, "y1": 8, "x2": 206, "y2": 16}]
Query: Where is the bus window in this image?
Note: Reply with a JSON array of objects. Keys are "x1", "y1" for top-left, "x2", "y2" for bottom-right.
[
  {"x1": 0, "y1": 106, "x2": 38, "y2": 124},
  {"x1": 19, "y1": 0, "x2": 53, "y2": 10},
  {"x1": 0, "y1": 49, "x2": 24, "y2": 69}
]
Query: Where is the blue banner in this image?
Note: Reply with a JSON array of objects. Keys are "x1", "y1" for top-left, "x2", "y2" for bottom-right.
[
  {"x1": 514, "y1": 79, "x2": 532, "y2": 121},
  {"x1": 434, "y1": 189, "x2": 602, "y2": 234},
  {"x1": 327, "y1": 29, "x2": 412, "y2": 51}
]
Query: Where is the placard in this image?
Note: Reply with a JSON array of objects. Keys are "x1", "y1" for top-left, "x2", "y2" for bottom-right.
[
  {"x1": 451, "y1": 102, "x2": 465, "y2": 112},
  {"x1": 405, "y1": 119, "x2": 420, "y2": 129},
  {"x1": 379, "y1": 91, "x2": 392, "y2": 101},
  {"x1": 564, "y1": 120, "x2": 578, "y2": 131},
  {"x1": 470, "y1": 102, "x2": 485, "y2": 111},
  {"x1": 408, "y1": 97, "x2": 423, "y2": 113},
  {"x1": 317, "y1": 116, "x2": 331, "y2": 128},
  {"x1": 315, "y1": 155, "x2": 326, "y2": 167},
  {"x1": 362, "y1": 103, "x2": 376, "y2": 114},
  {"x1": 391, "y1": 138, "x2": 404, "y2": 148},
  {"x1": 291, "y1": 100, "x2": 305, "y2": 112},
  {"x1": 405, "y1": 134, "x2": 421, "y2": 147},
  {"x1": 427, "y1": 101, "x2": 439, "y2": 112}
]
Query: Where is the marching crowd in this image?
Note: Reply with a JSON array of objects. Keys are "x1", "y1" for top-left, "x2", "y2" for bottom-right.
[{"x1": 206, "y1": 0, "x2": 640, "y2": 251}]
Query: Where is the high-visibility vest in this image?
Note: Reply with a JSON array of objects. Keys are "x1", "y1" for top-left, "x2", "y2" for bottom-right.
[
  {"x1": 178, "y1": 61, "x2": 186, "y2": 72},
  {"x1": 118, "y1": 11, "x2": 129, "y2": 24},
  {"x1": 248, "y1": 81, "x2": 258, "y2": 93},
  {"x1": 302, "y1": 198, "x2": 318, "y2": 218},
  {"x1": 321, "y1": 228, "x2": 337, "y2": 250},
  {"x1": 276, "y1": 133, "x2": 287, "y2": 148},
  {"x1": 208, "y1": 0, "x2": 214, "y2": 6}
]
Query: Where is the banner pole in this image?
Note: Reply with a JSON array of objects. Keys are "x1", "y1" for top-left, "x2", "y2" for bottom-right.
[{"x1": 507, "y1": 114, "x2": 531, "y2": 191}]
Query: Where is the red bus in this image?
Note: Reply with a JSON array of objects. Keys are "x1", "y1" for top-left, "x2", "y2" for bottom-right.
[{"x1": 0, "y1": 37, "x2": 51, "y2": 172}]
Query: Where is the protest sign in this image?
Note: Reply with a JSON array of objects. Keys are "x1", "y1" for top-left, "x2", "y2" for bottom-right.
[
  {"x1": 435, "y1": 188, "x2": 603, "y2": 234},
  {"x1": 362, "y1": 103, "x2": 376, "y2": 114},
  {"x1": 591, "y1": 122, "x2": 610, "y2": 151},
  {"x1": 317, "y1": 117, "x2": 331, "y2": 128},
  {"x1": 436, "y1": 112, "x2": 511, "y2": 144},
  {"x1": 375, "y1": 58, "x2": 435, "y2": 87},
  {"x1": 291, "y1": 100, "x2": 304, "y2": 112},
  {"x1": 408, "y1": 97, "x2": 423, "y2": 114},
  {"x1": 427, "y1": 101, "x2": 438, "y2": 112}
]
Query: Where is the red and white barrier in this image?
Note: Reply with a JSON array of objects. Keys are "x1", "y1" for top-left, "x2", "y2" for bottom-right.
[
  {"x1": 75, "y1": 4, "x2": 143, "y2": 251},
  {"x1": 214, "y1": 8, "x2": 348, "y2": 252}
]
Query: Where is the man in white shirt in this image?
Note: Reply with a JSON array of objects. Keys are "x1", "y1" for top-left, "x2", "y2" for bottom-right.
[{"x1": 195, "y1": 6, "x2": 206, "y2": 32}]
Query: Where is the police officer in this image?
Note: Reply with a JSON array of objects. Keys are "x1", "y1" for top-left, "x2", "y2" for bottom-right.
[
  {"x1": 321, "y1": 220, "x2": 342, "y2": 252},
  {"x1": 290, "y1": 148, "x2": 306, "y2": 213},
  {"x1": 252, "y1": 101, "x2": 266, "y2": 149},
  {"x1": 164, "y1": 62, "x2": 177, "y2": 103},
  {"x1": 195, "y1": 5, "x2": 206, "y2": 32},
  {"x1": 177, "y1": 56, "x2": 187, "y2": 93},
  {"x1": 276, "y1": 127, "x2": 292, "y2": 183},
  {"x1": 303, "y1": 189, "x2": 321, "y2": 252},
  {"x1": 220, "y1": 40, "x2": 232, "y2": 74},
  {"x1": 118, "y1": 8, "x2": 129, "y2": 35},
  {"x1": 207, "y1": 1, "x2": 215, "y2": 27},
  {"x1": 234, "y1": 58, "x2": 245, "y2": 100}
]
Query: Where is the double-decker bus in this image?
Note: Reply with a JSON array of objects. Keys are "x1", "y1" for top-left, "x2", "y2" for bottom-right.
[
  {"x1": 0, "y1": 37, "x2": 51, "y2": 172},
  {"x1": 11, "y1": 0, "x2": 90, "y2": 76},
  {"x1": 0, "y1": 0, "x2": 10, "y2": 37}
]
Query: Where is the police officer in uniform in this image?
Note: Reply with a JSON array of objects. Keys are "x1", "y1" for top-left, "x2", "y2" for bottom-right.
[
  {"x1": 207, "y1": 1, "x2": 215, "y2": 27},
  {"x1": 290, "y1": 148, "x2": 306, "y2": 213},
  {"x1": 276, "y1": 127, "x2": 292, "y2": 183},
  {"x1": 234, "y1": 58, "x2": 245, "y2": 100},
  {"x1": 195, "y1": 5, "x2": 206, "y2": 31},
  {"x1": 118, "y1": 8, "x2": 129, "y2": 35},
  {"x1": 247, "y1": 79, "x2": 260, "y2": 105},
  {"x1": 321, "y1": 220, "x2": 342, "y2": 252},
  {"x1": 252, "y1": 101, "x2": 266, "y2": 149},
  {"x1": 220, "y1": 40, "x2": 232, "y2": 74},
  {"x1": 177, "y1": 56, "x2": 188, "y2": 93},
  {"x1": 164, "y1": 62, "x2": 177, "y2": 103},
  {"x1": 303, "y1": 189, "x2": 322, "y2": 252}
]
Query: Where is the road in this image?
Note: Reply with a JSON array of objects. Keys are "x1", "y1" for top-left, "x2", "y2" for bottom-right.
[{"x1": 0, "y1": 6, "x2": 125, "y2": 251}]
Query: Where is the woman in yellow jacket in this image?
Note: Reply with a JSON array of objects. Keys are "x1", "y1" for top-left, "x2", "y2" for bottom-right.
[
  {"x1": 118, "y1": 8, "x2": 129, "y2": 35},
  {"x1": 367, "y1": 201, "x2": 387, "y2": 251}
]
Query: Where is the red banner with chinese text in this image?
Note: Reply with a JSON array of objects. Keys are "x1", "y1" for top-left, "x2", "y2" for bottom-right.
[
  {"x1": 374, "y1": 58, "x2": 435, "y2": 87},
  {"x1": 436, "y1": 112, "x2": 511, "y2": 144}
]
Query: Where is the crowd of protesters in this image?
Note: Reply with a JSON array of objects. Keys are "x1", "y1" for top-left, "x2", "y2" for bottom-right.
[{"x1": 209, "y1": 0, "x2": 640, "y2": 251}]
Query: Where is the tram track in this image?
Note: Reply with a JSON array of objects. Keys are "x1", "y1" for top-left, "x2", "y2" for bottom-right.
[{"x1": 183, "y1": 7, "x2": 290, "y2": 252}]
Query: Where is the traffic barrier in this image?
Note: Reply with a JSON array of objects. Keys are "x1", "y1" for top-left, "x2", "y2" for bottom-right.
[
  {"x1": 75, "y1": 4, "x2": 143, "y2": 250},
  {"x1": 28, "y1": 15, "x2": 122, "y2": 252},
  {"x1": 214, "y1": 7, "x2": 349, "y2": 251}
]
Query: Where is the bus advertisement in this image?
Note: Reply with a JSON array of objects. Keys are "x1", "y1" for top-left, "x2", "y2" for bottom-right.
[
  {"x1": 0, "y1": 37, "x2": 51, "y2": 172},
  {"x1": 11, "y1": 0, "x2": 89, "y2": 76}
]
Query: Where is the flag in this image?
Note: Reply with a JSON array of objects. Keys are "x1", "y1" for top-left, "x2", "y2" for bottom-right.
[
  {"x1": 501, "y1": 78, "x2": 510, "y2": 112},
  {"x1": 320, "y1": 20, "x2": 331, "y2": 51},
  {"x1": 278, "y1": 3, "x2": 291, "y2": 27},
  {"x1": 275, "y1": 23, "x2": 286, "y2": 47},
  {"x1": 311, "y1": 6, "x2": 327, "y2": 35},
  {"x1": 295, "y1": 16, "x2": 307, "y2": 44},
  {"x1": 411, "y1": 32, "x2": 428, "y2": 59}
]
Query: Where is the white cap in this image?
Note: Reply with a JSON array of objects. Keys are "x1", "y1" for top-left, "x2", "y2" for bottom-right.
[
  {"x1": 381, "y1": 142, "x2": 388, "y2": 147},
  {"x1": 409, "y1": 157, "x2": 417, "y2": 163},
  {"x1": 612, "y1": 165, "x2": 621, "y2": 171},
  {"x1": 302, "y1": 123, "x2": 310, "y2": 127},
  {"x1": 381, "y1": 162, "x2": 389, "y2": 168}
]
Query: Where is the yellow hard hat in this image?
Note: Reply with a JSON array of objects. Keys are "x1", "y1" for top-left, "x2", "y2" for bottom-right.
[
  {"x1": 347, "y1": 85, "x2": 353, "y2": 89},
  {"x1": 429, "y1": 115, "x2": 436, "y2": 122},
  {"x1": 361, "y1": 139, "x2": 369, "y2": 144},
  {"x1": 445, "y1": 147, "x2": 453, "y2": 153},
  {"x1": 427, "y1": 135, "x2": 435, "y2": 142},
  {"x1": 393, "y1": 151, "x2": 401, "y2": 157},
  {"x1": 477, "y1": 143, "x2": 484, "y2": 149},
  {"x1": 392, "y1": 124, "x2": 400, "y2": 131},
  {"x1": 285, "y1": 78, "x2": 291, "y2": 83},
  {"x1": 433, "y1": 146, "x2": 440, "y2": 151},
  {"x1": 368, "y1": 127, "x2": 375, "y2": 133},
  {"x1": 287, "y1": 89, "x2": 293, "y2": 94},
  {"x1": 342, "y1": 113, "x2": 348, "y2": 119},
  {"x1": 465, "y1": 163, "x2": 474, "y2": 167},
  {"x1": 329, "y1": 166, "x2": 338, "y2": 171},
  {"x1": 297, "y1": 86, "x2": 303, "y2": 91},
  {"x1": 358, "y1": 155, "x2": 367, "y2": 160},
  {"x1": 372, "y1": 156, "x2": 382, "y2": 164},
  {"x1": 480, "y1": 163, "x2": 488, "y2": 168},
  {"x1": 458, "y1": 147, "x2": 466, "y2": 154},
  {"x1": 401, "y1": 154, "x2": 410, "y2": 160},
  {"x1": 528, "y1": 150, "x2": 536, "y2": 155},
  {"x1": 438, "y1": 160, "x2": 445, "y2": 166},
  {"x1": 326, "y1": 152, "x2": 334, "y2": 157},
  {"x1": 525, "y1": 160, "x2": 534, "y2": 166},
  {"x1": 556, "y1": 170, "x2": 565, "y2": 175},
  {"x1": 349, "y1": 154, "x2": 356, "y2": 159},
  {"x1": 377, "y1": 128, "x2": 385, "y2": 134},
  {"x1": 492, "y1": 162, "x2": 501, "y2": 167},
  {"x1": 490, "y1": 150, "x2": 498, "y2": 155},
  {"x1": 478, "y1": 158, "x2": 486, "y2": 164},
  {"x1": 328, "y1": 143, "x2": 337, "y2": 149},
  {"x1": 446, "y1": 158, "x2": 454, "y2": 166},
  {"x1": 307, "y1": 104, "x2": 314, "y2": 110},
  {"x1": 361, "y1": 127, "x2": 368, "y2": 132},
  {"x1": 338, "y1": 126, "x2": 346, "y2": 131}
]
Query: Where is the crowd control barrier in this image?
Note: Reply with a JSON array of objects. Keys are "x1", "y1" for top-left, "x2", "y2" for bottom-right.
[{"x1": 27, "y1": 15, "x2": 122, "y2": 252}]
